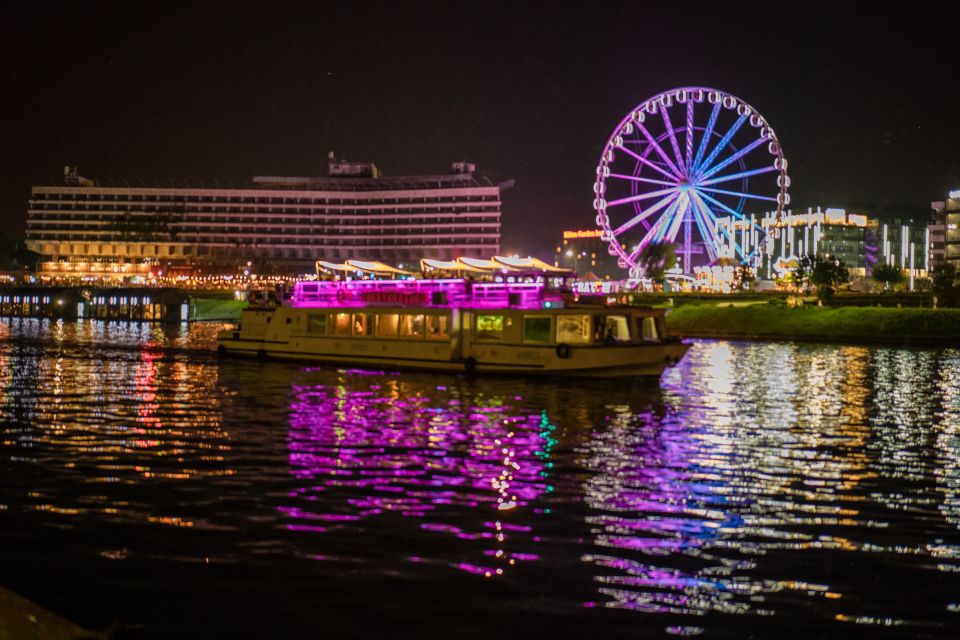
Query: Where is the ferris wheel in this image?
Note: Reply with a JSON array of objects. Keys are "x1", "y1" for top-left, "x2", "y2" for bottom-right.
[{"x1": 592, "y1": 87, "x2": 789, "y2": 275}]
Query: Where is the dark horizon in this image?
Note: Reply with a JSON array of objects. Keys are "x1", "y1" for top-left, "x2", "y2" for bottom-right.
[{"x1": 2, "y1": 0, "x2": 959, "y2": 256}]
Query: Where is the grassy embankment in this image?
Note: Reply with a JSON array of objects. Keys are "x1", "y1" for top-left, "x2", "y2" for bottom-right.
[
  {"x1": 191, "y1": 293, "x2": 247, "y2": 321},
  {"x1": 665, "y1": 303, "x2": 960, "y2": 346}
]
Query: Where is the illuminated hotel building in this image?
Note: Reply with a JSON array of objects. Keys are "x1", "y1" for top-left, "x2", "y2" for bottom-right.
[
  {"x1": 931, "y1": 189, "x2": 960, "y2": 270},
  {"x1": 26, "y1": 160, "x2": 508, "y2": 278},
  {"x1": 717, "y1": 206, "x2": 929, "y2": 281}
]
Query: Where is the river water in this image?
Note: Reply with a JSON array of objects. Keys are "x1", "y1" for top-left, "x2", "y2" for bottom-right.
[{"x1": 0, "y1": 319, "x2": 958, "y2": 639}]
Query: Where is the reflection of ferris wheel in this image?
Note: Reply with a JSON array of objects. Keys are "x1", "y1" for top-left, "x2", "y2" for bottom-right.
[{"x1": 593, "y1": 87, "x2": 789, "y2": 275}]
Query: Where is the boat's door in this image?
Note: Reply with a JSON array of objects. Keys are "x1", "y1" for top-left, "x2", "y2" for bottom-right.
[{"x1": 451, "y1": 309, "x2": 468, "y2": 361}]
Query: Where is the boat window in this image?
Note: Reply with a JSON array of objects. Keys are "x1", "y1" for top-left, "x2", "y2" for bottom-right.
[
  {"x1": 399, "y1": 314, "x2": 425, "y2": 338},
  {"x1": 522, "y1": 316, "x2": 553, "y2": 343},
  {"x1": 333, "y1": 313, "x2": 351, "y2": 336},
  {"x1": 556, "y1": 314, "x2": 592, "y2": 344},
  {"x1": 353, "y1": 313, "x2": 373, "y2": 336},
  {"x1": 475, "y1": 315, "x2": 504, "y2": 340},
  {"x1": 426, "y1": 314, "x2": 449, "y2": 340},
  {"x1": 602, "y1": 315, "x2": 631, "y2": 343},
  {"x1": 306, "y1": 313, "x2": 327, "y2": 335},
  {"x1": 376, "y1": 313, "x2": 399, "y2": 337},
  {"x1": 640, "y1": 316, "x2": 659, "y2": 342}
]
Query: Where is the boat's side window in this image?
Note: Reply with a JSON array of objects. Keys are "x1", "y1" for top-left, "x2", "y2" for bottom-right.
[
  {"x1": 399, "y1": 314, "x2": 425, "y2": 338},
  {"x1": 602, "y1": 315, "x2": 631, "y2": 343},
  {"x1": 556, "y1": 314, "x2": 592, "y2": 344},
  {"x1": 376, "y1": 313, "x2": 399, "y2": 338},
  {"x1": 640, "y1": 316, "x2": 659, "y2": 342},
  {"x1": 475, "y1": 315, "x2": 504, "y2": 340},
  {"x1": 333, "y1": 312, "x2": 351, "y2": 336},
  {"x1": 353, "y1": 313, "x2": 373, "y2": 337},
  {"x1": 426, "y1": 314, "x2": 450, "y2": 340},
  {"x1": 522, "y1": 316, "x2": 553, "y2": 343},
  {"x1": 307, "y1": 313, "x2": 327, "y2": 336}
]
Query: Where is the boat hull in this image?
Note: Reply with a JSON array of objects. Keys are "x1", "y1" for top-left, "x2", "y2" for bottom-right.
[{"x1": 218, "y1": 305, "x2": 690, "y2": 378}]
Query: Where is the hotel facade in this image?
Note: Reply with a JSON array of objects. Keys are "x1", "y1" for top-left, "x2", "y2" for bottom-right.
[{"x1": 25, "y1": 160, "x2": 507, "y2": 278}]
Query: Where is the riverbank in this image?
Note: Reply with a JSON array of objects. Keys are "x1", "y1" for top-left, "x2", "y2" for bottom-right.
[
  {"x1": 665, "y1": 303, "x2": 960, "y2": 346},
  {"x1": 0, "y1": 585, "x2": 105, "y2": 639}
]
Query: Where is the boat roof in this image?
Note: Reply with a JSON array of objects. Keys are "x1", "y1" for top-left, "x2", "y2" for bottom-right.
[{"x1": 320, "y1": 256, "x2": 573, "y2": 278}]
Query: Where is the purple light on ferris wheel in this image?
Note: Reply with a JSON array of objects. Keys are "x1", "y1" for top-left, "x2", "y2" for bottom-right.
[{"x1": 593, "y1": 87, "x2": 790, "y2": 276}]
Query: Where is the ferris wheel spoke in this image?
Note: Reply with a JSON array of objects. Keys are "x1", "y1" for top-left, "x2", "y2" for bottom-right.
[
  {"x1": 627, "y1": 199, "x2": 679, "y2": 262},
  {"x1": 651, "y1": 199, "x2": 683, "y2": 246},
  {"x1": 691, "y1": 191, "x2": 734, "y2": 261},
  {"x1": 692, "y1": 102, "x2": 721, "y2": 172},
  {"x1": 608, "y1": 172, "x2": 676, "y2": 188},
  {"x1": 616, "y1": 145, "x2": 679, "y2": 181},
  {"x1": 606, "y1": 186, "x2": 677, "y2": 208},
  {"x1": 643, "y1": 195, "x2": 683, "y2": 247},
  {"x1": 698, "y1": 165, "x2": 778, "y2": 186},
  {"x1": 697, "y1": 186, "x2": 778, "y2": 202},
  {"x1": 636, "y1": 122, "x2": 684, "y2": 178},
  {"x1": 696, "y1": 136, "x2": 768, "y2": 182},
  {"x1": 694, "y1": 115, "x2": 747, "y2": 177},
  {"x1": 610, "y1": 192, "x2": 678, "y2": 236},
  {"x1": 660, "y1": 108, "x2": 686, "y2": 174},
  {"x1": 693, "y1": 188, "x2": 758, "y2": 230},
  {"x1": 684, "y1": 99, "x2": 695, "y2": 171},
  {"x1": 662, "y1": 194, "x2": 689, "y2": 243},
  {"x1": 690, "y1": 199, "x2": 719, "y2": 262}
]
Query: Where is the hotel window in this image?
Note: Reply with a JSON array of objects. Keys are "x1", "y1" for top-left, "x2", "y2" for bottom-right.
[
  {"x1": 522, "y1": 316, "x2": 553, "y2": 343},
  {"x1": 475, "y1": 315, "x2": 504, "y2": 340},
  {"x1": 426, "y1": 315, "x2": 449, "y2": 340},
  {"x1": 399, "y1": 314, "x2": 425, "y2": 338},
  {"x1": 376, "y1": 313, "x2": 399, "y2": 337},
  {"x1": 307, "y1": 314, "x2": 327, "y2": 336}
]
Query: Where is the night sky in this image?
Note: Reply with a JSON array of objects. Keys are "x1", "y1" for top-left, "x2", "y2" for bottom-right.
[{"x1": 2, "y1": 1, "x2": 958, "y2": 255}]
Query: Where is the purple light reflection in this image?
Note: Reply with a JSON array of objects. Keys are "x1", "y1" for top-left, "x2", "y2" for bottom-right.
[{"x1": 281, "y1": 374, "x2": 555, "y2": 578}]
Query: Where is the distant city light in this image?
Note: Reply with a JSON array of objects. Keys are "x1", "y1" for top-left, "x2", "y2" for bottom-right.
[{"x1": 949, "y1": 189, "x2": 960, "y2": 199}]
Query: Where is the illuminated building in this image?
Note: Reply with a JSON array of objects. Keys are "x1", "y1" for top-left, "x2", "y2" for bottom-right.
[
  {"x1": 716, "y1": 206, "x2": 929, "y2": 282},
  {"x1": 554, "y1": 229, "x2": 619, "y2": 279},
  {"x1": 931, "y1": 189, "x2": 960, "y2": 270},
  {"x1": 25, "y1": 159, "x2": 508, "y2": 279}
]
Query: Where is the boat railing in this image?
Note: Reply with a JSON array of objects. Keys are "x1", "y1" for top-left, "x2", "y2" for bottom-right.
[{"x1": 290, "y1": 278, "x2": 560, "y2": 310}]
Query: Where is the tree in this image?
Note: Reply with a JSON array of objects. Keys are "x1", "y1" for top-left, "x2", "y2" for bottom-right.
[
  {"x1": 795, "y1": 253, "x2": 849, "y2": 300},
  {"x1": 792, "y1": 255, "x2": 813, "y2": 292},
  {"x1": 636, "y1": 242, "x2": 677, "y2": 288},
  {"x1": 871, "y1": 263, "x2": 905, "y2": 291},
  {"x1": 931, "y1": 262, "x2": 960, "y2": 307},
  {"x1": 735, "y1": 264, "x2": 756, "y2": 291}
]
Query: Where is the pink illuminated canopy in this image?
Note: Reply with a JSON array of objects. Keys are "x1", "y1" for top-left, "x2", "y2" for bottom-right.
[{"x1": 292, "y1": 278, "x2": 565, "y2": 310}]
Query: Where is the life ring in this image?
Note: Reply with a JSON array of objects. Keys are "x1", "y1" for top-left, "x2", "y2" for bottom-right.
[
  {"x1": 335, "y1": 289, "x2": 347, "y2": 303},
  {"x1": 464, "y1": 357, "x2": 478, "y2": 374},
  {"x1": 555, "y1": 343, "x2": 572, "y2": 359}
]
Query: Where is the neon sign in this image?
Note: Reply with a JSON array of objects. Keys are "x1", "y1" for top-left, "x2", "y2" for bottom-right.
[{"x1": 563, "y1": 230, "x2": 603, "y2": 239}]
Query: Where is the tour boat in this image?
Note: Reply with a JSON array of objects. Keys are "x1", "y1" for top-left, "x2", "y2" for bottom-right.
[{"x1": 217, "y1": 277, "x2": 689, "y2": 377}]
